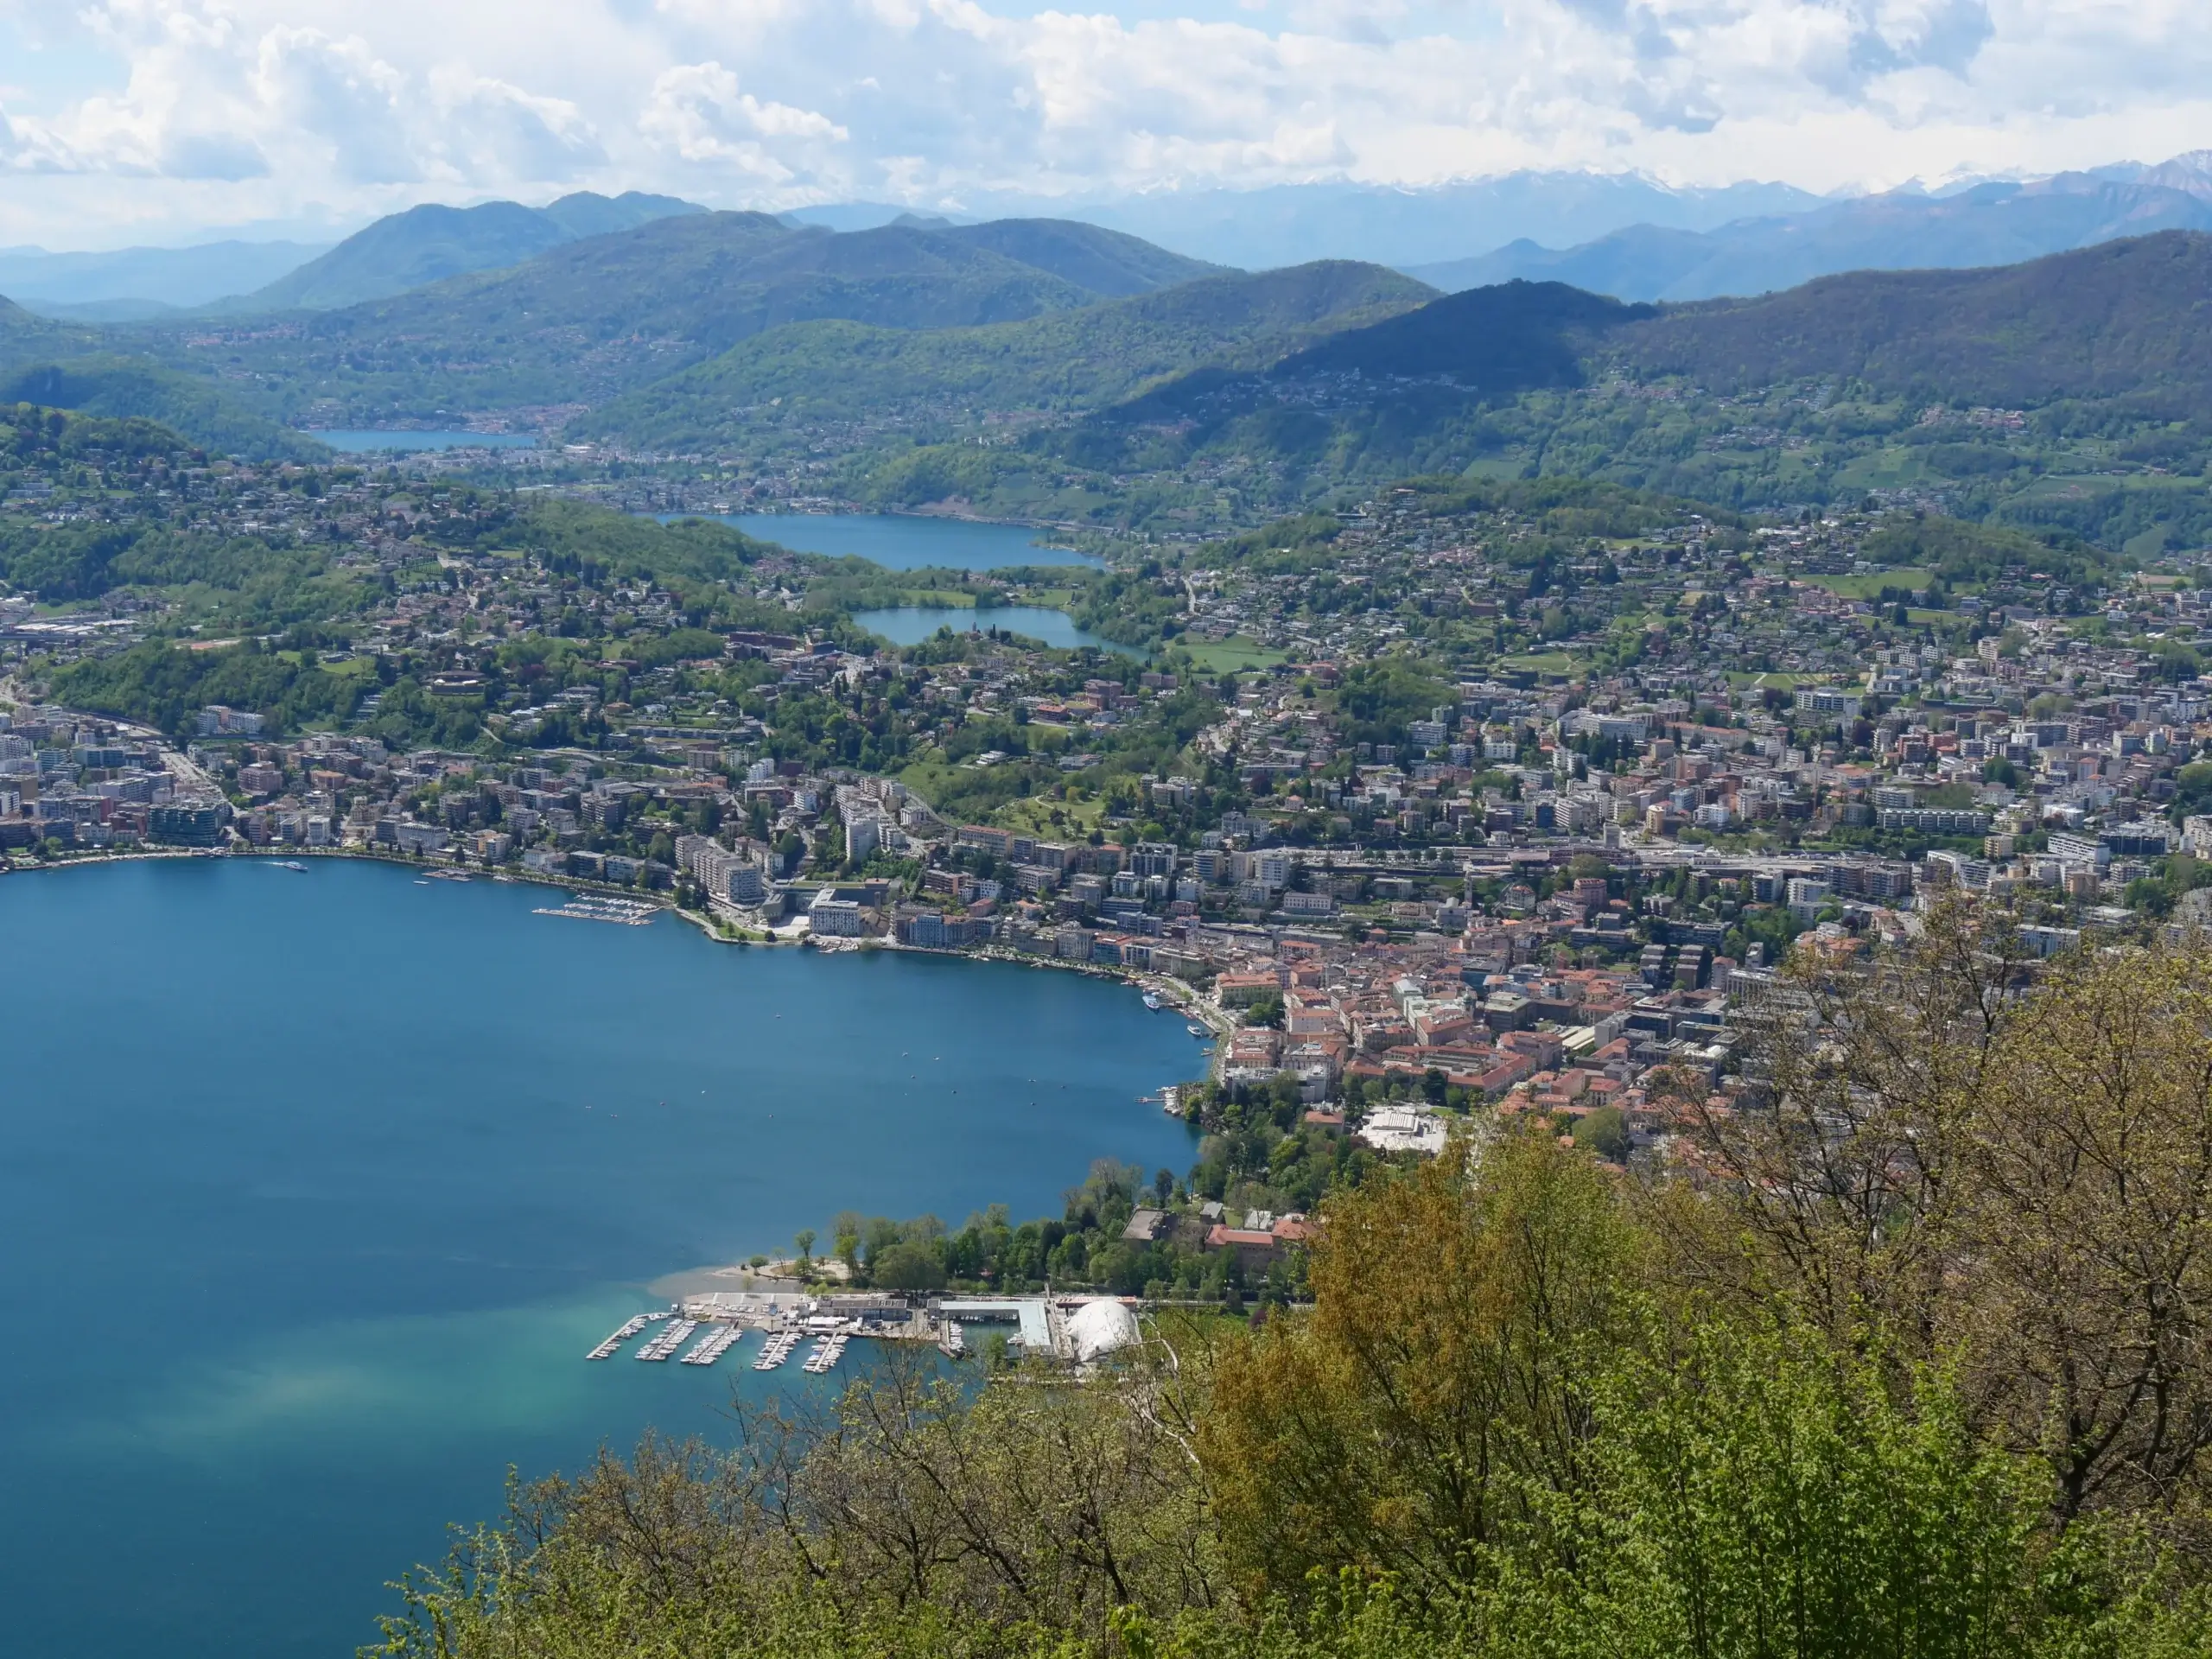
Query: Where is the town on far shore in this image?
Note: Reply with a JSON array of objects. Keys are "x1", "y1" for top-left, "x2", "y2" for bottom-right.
[{"x1": 11, "y1": 453, "x2": 2212, "y2": 1316}]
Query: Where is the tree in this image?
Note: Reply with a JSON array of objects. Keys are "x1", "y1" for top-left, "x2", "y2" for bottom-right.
[
  {"x1": 793, "y1": 1228, "x2": 816, "y2": 1267},
  {"x1": 871, "y1": 1241, "x2": 946, "y2": 1293},
  {"x1": 1201, "y1": 1128, "x2": 1638, "y2": 1600},
  {"x1": 1572, "y1": 1103, "x2": 1629, "y2": 1161},
  {"x1": 1670, "y1": 902, "x2": 2212, "y2": 1531}
]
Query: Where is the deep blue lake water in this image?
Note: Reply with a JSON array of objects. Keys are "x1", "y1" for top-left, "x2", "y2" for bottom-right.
[
  {"x1": 852, "y1": 605, "x2": 1140, "y2": 656},
  {"x1": 0, "y1": 858, "x2": 1199, "y2": 1659},
  {"x1": 687, "y1": 512, "x2": 1102, "y2": 570},
  {"x1": 310, "y1": 430, "x2": 539, "y2": 452}
]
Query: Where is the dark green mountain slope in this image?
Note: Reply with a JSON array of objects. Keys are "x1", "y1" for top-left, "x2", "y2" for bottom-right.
[
  {"x1": 0, "y1": 359, "x2": 326, "y2": 461},
  {"x1": 573, "y1": 260, "x2": 1433, "y2": 451},
  {"x1": 936, "y1": 219, "x2": 1224, "y2": 296},
  {"x1": 239, "y1": 191, "x2": 706, "y2": 311},
  {"x1": 1612, "y1": 231, "x2": 2212, "y2": 412},
  {"x1": 151, "y1": 213, "x2": 1178, "y2": 423},
  {"x1": 1098, "y1": 279, "x2": 1643, "y2": 434},
  {"x1": 0, "y1": 296, "x2": 97, "y2": 372}
]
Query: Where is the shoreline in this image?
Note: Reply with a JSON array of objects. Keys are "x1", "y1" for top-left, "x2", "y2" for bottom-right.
[{"x1": 3, "y1": 840, "x2": 1229, "y2": 1028}]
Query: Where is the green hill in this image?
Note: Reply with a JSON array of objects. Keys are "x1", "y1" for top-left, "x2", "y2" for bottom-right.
[
  {"x1": 934, "y1": 219, "x2": 1224, "y2": 296},
  {"x1": 238, "y1": 191, "x2": 706, "y2": 311},
  {"x1": 574, "y1": 260, "x2": 1434, "y2": 451},
  {"x1": 1610, "y1": 228, "x2": 2212, "y2": 413},
  {"x1": 0, "y1": 359, "x2": 327, "y2": 461},
  {"x1": 1028, "y1": 232, "x2": 2212, "y2": 541},
  {"x1": 146, "y1": 213, "x2": 1229, "y2": 423},
  {"x1": 1109, "y1": 279, "x2": 1648, "y2": 424},
  {"x1": 0, "y1": 296, "x2": 98, "y2": 372}
]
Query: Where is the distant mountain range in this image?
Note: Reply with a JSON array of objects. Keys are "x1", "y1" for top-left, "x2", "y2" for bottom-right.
[
  {"x1": 996, "y1": 175, "x2": 1830, "y2": 270},
  {"x1": 233, "y1": 191, "x2": 706, "y2": 311},
  {"x1": 6, "y1": 153, "x2": 2212, "y2": 334},
  {"x1": 1408, "y1": 156, "x2": 2212, "y2": 301},
  {"x1": 0, "y1": 240, "x2": 331, "y2": 318}
]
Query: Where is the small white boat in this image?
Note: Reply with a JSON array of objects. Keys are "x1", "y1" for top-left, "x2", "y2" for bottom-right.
[
  {"x1": 1187, "y1": 1023, "x2": 1208, "y2": 1038},
  {"x1": 273, "y1": 860, "x2": 307, "y2": 872},
  {"x1": 1142, "y1": 993, "x2": 1162, "y2": 1011}
]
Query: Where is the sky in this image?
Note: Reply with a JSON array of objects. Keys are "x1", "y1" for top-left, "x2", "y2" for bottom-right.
[{"x1": 1, "y1": 0, "x2": 2209, "y2": 249}]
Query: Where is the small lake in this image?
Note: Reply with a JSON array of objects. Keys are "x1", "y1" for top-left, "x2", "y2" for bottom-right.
[
  {"x1": 853, "y1": 605, "x2": 1141, "y2": 656},
  {"x1": 0, "y1": 858, "x2": 1201, "y2": 1659},
  {"x1": 309, "y1": 429, "x2": 540, "y2": 453},
  {"x1": 684, "y1": 512, "x2": 1102, "y2": 571}
]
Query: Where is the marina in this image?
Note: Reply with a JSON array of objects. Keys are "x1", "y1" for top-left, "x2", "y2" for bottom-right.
[
  {"x1": 584, "y1": 1310, "x2": 668, "y2": 1360},
  {"x1": 633, "y1": 1318, "x2": 699, "y2": 1361},
  {"x1": 582, "y1": 1288, "x2": 1146, "y2": 1377},
  {"x1": 533, "y1": 894, "x2": 658, "y2": 926},
  {"x1": 678, "y1": 1325, "x2": 744, "y2": 1366},
  {"x1": 753, "y1": 1330, "x2": 803, "y2": 1371},
  {"x1": 802, "y1": 1332, "x2": 849, "y2": 1375}
]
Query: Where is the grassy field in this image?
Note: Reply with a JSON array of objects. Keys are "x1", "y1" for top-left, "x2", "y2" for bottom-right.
[
  {"x1": 1498, "y1": 652, "x2": 1579, "y2": 676},
  {"x1": 995, "y1": 792, "x2": 1108, "y2": 836},
  {"x1": 1802, "y1": 568, "x2": 1936, "y2": 598},
  {"x1": 1178, "y1": 639, "x2": 1287, "y2": 672}
]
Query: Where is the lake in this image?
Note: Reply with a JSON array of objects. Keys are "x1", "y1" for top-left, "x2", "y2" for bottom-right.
[
  {"x1": 310, "y1": 430, "x2": 540, "y2": 453},
  {"x1": 685, "y1": 512, "x2": 1102, "y2": 570},
  {"x1": 0, "y1": 858, "x2": 1202, "y2": 1659},
  {"x1": 852, "y1": 605, "x2": 1141, "y2": 656}
]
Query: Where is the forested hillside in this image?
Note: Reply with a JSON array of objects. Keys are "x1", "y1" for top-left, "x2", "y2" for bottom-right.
[
  {"x1": 122, "y1": 214, "x2": 1230, "y2": 426},
  {"x1": 0, "y1": 359, "x2": 325, "y2": 461},
  {"x1": 574, "y1": 260, "x2": 1434, "y2": 452},
  {"x1": 1615, "y1": 229, "x2": 2212, "y2": 411},
  {"x1": 241, "y1": 191, "x2": 705, "y2": 311}
]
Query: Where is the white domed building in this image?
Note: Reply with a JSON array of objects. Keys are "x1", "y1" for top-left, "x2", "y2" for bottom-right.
[{"x1": 1063, "y1": 1299, "x2": 1141, "y2": 1363}]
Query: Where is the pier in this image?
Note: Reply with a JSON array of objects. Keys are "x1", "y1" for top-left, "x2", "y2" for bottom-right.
[
  {"x1": 679, "y1": 1325, "x2": 743, "y2": 1366},
  {"x1": 802, "y1": 1332, "x2": 849, "y2": 1374},
  {"x1": 753, "y1": 1330, "x2": 803, "y2": 1371},
  {"x1": 534, "y1": 894, "x2": 657, "y2": 926},
  {"x1": 634, "y1": 1317, "x2": 699, "y2": 1361},
  {"x1": 586, "y1": 1310, "x2": 667, "y2": 1360}
]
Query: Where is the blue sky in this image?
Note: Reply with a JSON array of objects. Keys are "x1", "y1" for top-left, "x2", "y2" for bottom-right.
[{"x1": 1, "y1": 1, "x2": 2207, "y2": 249}]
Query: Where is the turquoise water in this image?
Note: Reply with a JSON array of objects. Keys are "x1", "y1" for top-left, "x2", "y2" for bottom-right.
[
  {"x1": 689, "y1": 512, "x2": 1102, "y2": 570},
  {"x1": 852, "y1": 605, "x2": 1141, "y2": 656},
  {"x1": 310, "y1": 429, "x2": 539, "y2": 452},
  {"x1": 0, "y1": 858, "x2": 1199, "y2": 1658}
]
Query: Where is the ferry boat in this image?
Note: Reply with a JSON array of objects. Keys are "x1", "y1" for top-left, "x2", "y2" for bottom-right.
[
  {"x1": 1188, "y1": 1023, "x2": 1209, "y2": 1038},
  {"x1": 1142, "y1": 993, "x2": 1162, "y2": 1011}
]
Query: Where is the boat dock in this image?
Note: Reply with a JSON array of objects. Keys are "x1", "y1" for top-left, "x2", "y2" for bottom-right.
[
  {"x1": 535, "y1": 894, "x2": 657, "y2": 926},
  {"x1": 584, "y1": 1289, "x2": 1096, "y2": 1378},
  {"x1": 586, "y1": 1310, "x2": 668, "y2": 1360},
  {"x1": 678, "y1": 1325, "x2": 743, "y2": 1366},
  {"x1": 753, "y1": 1330, "x2": 803, "y2": 1371},
  {"x1": 634, "y1": 1318, "x2": 699, "y2": 1361}
]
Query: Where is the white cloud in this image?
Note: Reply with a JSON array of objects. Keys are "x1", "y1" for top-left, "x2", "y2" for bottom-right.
[{"x1": 0, "y1": 0, "x2": 2208, "y2": 245}]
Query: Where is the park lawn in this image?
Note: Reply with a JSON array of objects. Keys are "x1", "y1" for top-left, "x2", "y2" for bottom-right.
[
  {"x1": 996, "y1": 791, "x2": 1108, "y2": 837},
  {"x1": 1499, "y1": 652, "x2": 1579, "y2": 676},
  {"x1": 1802, "y1": 568, "x2": 1936, "y2": 598},
  {"x1": 1179, "y1": 639, "x2": 1287, "y2": 672}
]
